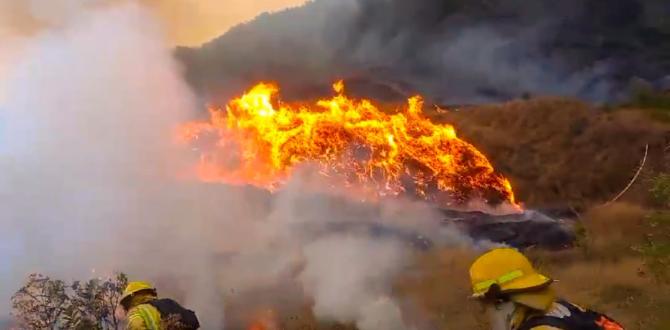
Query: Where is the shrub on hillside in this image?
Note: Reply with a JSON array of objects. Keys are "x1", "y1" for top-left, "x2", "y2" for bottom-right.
[
  {"x1": 650, "y1": 173, "x2": 670, "y2": 207},
  {"x1": 629, "y1": 85, "x2": 670, "y2": 110},
  {"x1": 638, "y1": 212, "x2": 670, "y2": 284}
]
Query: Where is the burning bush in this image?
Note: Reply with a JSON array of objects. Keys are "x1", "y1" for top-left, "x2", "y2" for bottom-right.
[{"x1": 177, "y1": 81, "x2": 516, "y2": 207}]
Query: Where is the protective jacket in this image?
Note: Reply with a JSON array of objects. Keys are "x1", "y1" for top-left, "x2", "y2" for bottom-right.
[
  {"x1": 512, "y1": 300, "x2": 624, "y2": 330},
  {"x1": 126, "y1": 294, "x2": 162, "y2": 330}
]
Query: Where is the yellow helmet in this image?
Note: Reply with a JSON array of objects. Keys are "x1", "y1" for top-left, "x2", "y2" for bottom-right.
[
  {"x1": 469, "y1": 248, "x2": 552, "y2": 298},
  {"x1": 120, "y1": 281, "x2": 156, "y2": 304}
]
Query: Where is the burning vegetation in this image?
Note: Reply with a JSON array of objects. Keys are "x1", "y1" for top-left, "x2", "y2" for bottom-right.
[{"x1": 177, "y1": 81, "x2": 516, "y2": 207}]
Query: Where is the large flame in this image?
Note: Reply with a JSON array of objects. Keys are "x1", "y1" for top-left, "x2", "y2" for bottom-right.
[{"x1": 177, "y1": 81, "x2": 516, "y2": 206}]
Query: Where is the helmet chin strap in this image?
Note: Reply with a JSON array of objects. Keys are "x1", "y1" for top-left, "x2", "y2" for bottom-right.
[{"x1": 486, "y1": 301, "x2": 516, "y2": 330}]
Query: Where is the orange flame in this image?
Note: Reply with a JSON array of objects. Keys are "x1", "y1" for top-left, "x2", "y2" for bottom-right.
[
  {"x1": 177, "y1": 81, "x2": 516, "y2": 206},
  {"x1": 246, "y1": 309, "x2": 279, "y2": 330}
]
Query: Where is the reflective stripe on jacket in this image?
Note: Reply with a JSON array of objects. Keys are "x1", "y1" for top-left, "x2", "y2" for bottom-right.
[{"x1": 127, "y1": 302, "x2": 162, "y2": 330}]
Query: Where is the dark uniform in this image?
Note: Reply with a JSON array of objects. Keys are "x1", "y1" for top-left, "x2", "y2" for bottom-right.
[{"x1": 516, "y1": 300, "x2": 624, "y2": 330}]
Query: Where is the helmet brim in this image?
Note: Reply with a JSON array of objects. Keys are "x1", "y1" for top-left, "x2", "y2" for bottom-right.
[
  {"x1": 471, "y1": 273, "x2": 553, "y2": 298},
  {"x1": 119, "y1": 288, "x2": 157, "y2": 305}
]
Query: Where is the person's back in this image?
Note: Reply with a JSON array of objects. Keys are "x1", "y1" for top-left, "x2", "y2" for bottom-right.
[
  {"x1": 120, "y1": 281, "x2": 162, "y2": 330},
  {"x1": 120, "y1": 281, "x2": 200, "y2": 330},
  {"x1": 126, "y1": 295, "x2": 162, "y2": 330}
]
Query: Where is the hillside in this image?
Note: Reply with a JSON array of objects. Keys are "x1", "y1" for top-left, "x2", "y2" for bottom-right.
[{"x1": 435, "y1": 98, "x2": 670, "y2": 208}]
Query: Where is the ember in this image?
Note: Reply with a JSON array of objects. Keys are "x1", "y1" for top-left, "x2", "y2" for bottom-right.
[{"x1": 177, "y1": 81, "x2": 517, "y2": 206}]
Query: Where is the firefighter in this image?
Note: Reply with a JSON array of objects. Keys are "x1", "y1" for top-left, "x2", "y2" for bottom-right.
[
  {"x1": 120, "y1": 281, "x2": 200, "y2": 330},
  {"x1": 120, "y1": 281, "x2": 162, "y2": 330},
  {"x1": 469, "y1": 248, "x2": 624, "y2": 330}
]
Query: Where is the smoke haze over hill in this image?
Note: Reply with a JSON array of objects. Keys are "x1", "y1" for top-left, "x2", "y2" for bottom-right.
[{"x1": 177, "y1": 0, "x2": 670, "y2": 104}]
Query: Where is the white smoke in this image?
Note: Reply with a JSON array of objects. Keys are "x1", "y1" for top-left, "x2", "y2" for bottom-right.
[
  {"x1": 301, "y1": 235, "x2": 409, "y2": 330},
  {"x1": 22, "y1": 0, "x2": 92, "y2": 26},
  {"x1": 0, "y1": 0, "x2": 214, "y2": 324},
  {"x1": 0, "y1": 31, "x2": 25, "y2": 102},
  {"x1": 0, "y1": 2, "x2": 477, "y2": 329},
  {"x1": 211, "y1": 171, "x2": 465, "y2": 329}
]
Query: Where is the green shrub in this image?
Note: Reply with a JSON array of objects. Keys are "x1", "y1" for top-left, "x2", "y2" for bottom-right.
[
  {"x1": 629, "y1": 84, "x2": 670, "y2": 110},
  {"x1": 626, "y1": 86, "x2": 670, "y2": 121},
  {"x1": 650, "y1": 174, "x2": 670, "y2": 207},
  {"x1": 637, "y1": 212, "x2": 670, "y2": 283}
]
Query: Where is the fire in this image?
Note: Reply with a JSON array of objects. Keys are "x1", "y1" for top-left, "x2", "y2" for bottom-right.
[
  {"x1": 246, "y1": 309, "x2": 279, "y2": 330},
  {"x1": 177, "y1": 81, "x2": 517, "y2": 206}
]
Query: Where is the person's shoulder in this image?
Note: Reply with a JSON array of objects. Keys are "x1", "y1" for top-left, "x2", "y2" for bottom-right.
[
  {"x1": 127, "y1": 303, "x2": 160, "y2": 321},
  {"x1": 126, "y1": 303, "x2": 161, "y2": 330},
  {"x1": 137, "y1": 303, "x2": 161, "y2": 315},
  {"x1": 129, "y1": 302, "x2": 158, "y2": 312}
]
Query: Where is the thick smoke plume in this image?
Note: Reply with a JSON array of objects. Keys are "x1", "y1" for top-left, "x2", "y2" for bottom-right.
[
  {"x1": 177, "y1": 0, "x2": 670, "y2": 104},
  {"x1": 0, "y1": 2, "x2": 479, "y2": 329},
  {"x1": 0, "y1": 1, "x2": 215, "y2": 324}
]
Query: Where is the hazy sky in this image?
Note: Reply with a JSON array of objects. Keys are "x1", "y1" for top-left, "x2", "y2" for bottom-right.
[
  {"x1": 0, "y1": 0, "x2": 308, "y2": 46},
  {"x1": 146, "y1": 0, "x2": 308, "y2": 45}
]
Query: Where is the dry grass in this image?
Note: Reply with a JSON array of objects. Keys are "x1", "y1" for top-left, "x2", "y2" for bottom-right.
[
  {"x1": 546, "y1": 258, "x2": 668, "y2": 330},
  {"x1": 580, "y1": 202, "x2": 648, "y2": 258},
  {"x1": 395, "y1": 249, "x2": 485, "y2": 330},
  {"x1": 391, "y1": 202, "x2": 670, "y2": 330},
  {"x1": 433, "y1": 98, "x2": 670, "y2": 208}
]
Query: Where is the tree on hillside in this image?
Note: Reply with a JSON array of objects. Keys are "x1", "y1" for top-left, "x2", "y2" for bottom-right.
[
  {"x1": 11, "y1": 274, "x2": 70, "y2": 329},
  {"x1": 11, "y1": 273, "x2": 128, "y2": 330}
]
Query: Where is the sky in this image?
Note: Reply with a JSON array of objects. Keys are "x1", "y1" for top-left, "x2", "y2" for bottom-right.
[
  {"x1": 144, "y1": 0, "x2": 308, "y2": 45},
  {"x1": 0, "y1": 0, "x2": 308, "y2": 46}
]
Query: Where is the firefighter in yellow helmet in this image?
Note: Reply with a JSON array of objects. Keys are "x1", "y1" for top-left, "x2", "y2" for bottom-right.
[
  {"x1": 120, "y1": 281, "x2": 162, "y2": 330},
  {"x1": 469, "y1": 248, "x2": 624, "y2": 330},
  {"x1": 119, "y1": 281, "x2": 200, "y2": 330}
]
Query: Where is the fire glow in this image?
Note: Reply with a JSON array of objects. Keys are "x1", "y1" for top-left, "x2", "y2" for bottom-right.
[{"x1": 177, "y1": 81, "x2": 516, "y2": 206}]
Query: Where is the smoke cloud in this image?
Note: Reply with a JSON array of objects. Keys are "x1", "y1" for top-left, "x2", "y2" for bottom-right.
[
  {"x1": 301, "y1": 235, "x2": 408, "y2": 330},
  {"x1": 0, "y1": 0, "x2": 209, "y2": 323},
  {"x1": 177, "y1": 0, "x2": 670, "y2": 104},
  {"x1": 0, "y1": 2, "x2": 478, "y2": 329}
]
